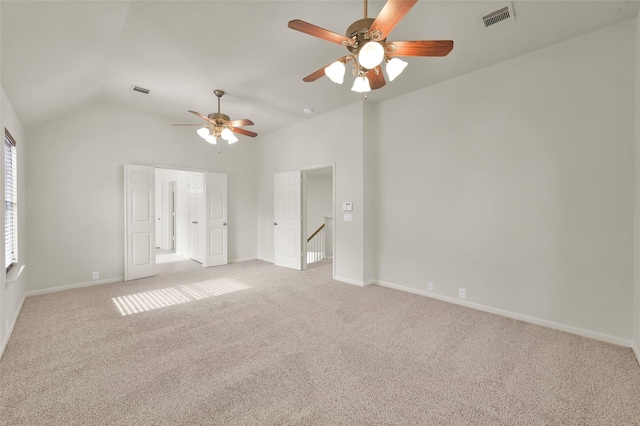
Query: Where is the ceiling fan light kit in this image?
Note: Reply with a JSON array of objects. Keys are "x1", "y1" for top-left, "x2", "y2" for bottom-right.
[
  {"x1": 351, "y1": 75, "x2": 372, "y2": 93},
  {"x1": 325, "y1": 61, "x2": 346, "y2": 84},
  {"x1": 197, "y1": 127, "x2": 210, "y2": 139},
  {"x1": 386, "y1": 57, "x2": 408, "y2": 81},
  {"x1": 358, "y1": 41, "x2": 385, "y2": 69},
  {"x1": 288, "y1": 0, "x2": 454, "y2": 92}
]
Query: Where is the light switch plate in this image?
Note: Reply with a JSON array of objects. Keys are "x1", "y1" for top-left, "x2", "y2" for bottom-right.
[
  {"x1": 343, "y1": 202, "x2": 353, "y2": 212},
  {"x1": 344, "y1": 214, "x2": 353, "y2": 222}
]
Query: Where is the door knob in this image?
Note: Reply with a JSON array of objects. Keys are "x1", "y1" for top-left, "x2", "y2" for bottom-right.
[
  {"x1": 223, "y1": 222, "x2": 227, "y2": 226},
  {"x1": 273, "y1": 222, "x2": 278, "y2": 226}
]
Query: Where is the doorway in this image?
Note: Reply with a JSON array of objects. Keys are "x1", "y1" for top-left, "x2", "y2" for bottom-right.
[
  {"x1": 124, "y1": 164, "x2": 228, "y2": 281},
  {"x1": 303, "y1": 166, "x2": 333, "y2": 270},
  {"x1": 273, "y1": 164, "x2": 334, "y2": 272},
  {"x1": 154, "y1": 168, "x2": 198, "y2": 267}
]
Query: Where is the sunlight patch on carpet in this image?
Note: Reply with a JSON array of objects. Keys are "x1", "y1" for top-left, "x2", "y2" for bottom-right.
[{"x1": 112, "y1": 278, "x2": 250, "y2": 316}]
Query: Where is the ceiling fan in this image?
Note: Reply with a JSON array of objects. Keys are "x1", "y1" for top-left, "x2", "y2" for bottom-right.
[
  {"x1": 288, "y1": 0, "x2": 453, "y2": 92},
  {"x1": 173, "y1": 89, "x2": 257, "y2": 148}
]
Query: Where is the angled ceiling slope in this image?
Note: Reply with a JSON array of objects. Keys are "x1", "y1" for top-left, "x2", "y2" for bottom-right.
[{"x1": 2, "y1": 1, "x2": 638, "y2": 135}]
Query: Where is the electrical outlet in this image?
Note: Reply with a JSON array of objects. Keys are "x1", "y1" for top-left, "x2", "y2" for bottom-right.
[
  {"x1": 458, "y1": 288, "x2": 466, "y2": 299},
  {"x1": 427, "y1": 282, "x2": 434, "y2": 291},
  {"x1": 92, "y1": 271, "x2": 99, "y2": 280}
]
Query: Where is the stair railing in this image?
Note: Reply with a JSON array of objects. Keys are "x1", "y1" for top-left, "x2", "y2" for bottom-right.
[{"x1": 306, "y1": 223, "x2": 325, "y2": 264}]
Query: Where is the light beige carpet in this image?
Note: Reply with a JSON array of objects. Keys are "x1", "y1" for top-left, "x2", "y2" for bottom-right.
[{"x1": 1, "y1": 259, "x2": 639, "y2": 425}]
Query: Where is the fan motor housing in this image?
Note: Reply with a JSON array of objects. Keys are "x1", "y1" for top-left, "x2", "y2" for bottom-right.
[
  {"x1": 208, "y1": 112, "x2": 230, "y2": 123},
  {"x1": 345, "y1": 18, "x2": 386, "y2": 54}
]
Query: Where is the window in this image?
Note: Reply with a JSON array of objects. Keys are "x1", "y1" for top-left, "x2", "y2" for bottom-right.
[{"x1": 5, "y1": 129, "x2": 17, "y2": 271}]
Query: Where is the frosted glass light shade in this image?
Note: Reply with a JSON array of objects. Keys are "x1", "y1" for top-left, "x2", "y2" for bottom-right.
[
  {"x1": 221, "y1": 128, "x2": 234, "y2": 141},
  {"x1": 205, "y1": 135, "x2": 217, "y2": 144},
  {"x1": 351, "y1": 76, "x2": 371, "y2": 93},
  {"x1": 325, "y1": 61, "x2": 345, "y2": 84},
  {"x1": 358, "y1": 41, "x2": 384, "y2": 69},
  {"x1": 386, "y1": 58, "x2": 408, "y2": 81},
  {"x1": 197, "y1": 127, "x2": 209, "y2": 139},
  {"x1": 227, "y1": 133, "x2": 239, "y2": 144}
]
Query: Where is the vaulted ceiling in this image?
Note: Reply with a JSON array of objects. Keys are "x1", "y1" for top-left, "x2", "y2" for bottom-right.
[{"x1": 2, "y1": 1, "x2": 638, "y2": 136}]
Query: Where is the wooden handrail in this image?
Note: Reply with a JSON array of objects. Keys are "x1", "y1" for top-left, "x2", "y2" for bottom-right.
[{"x1": 307, "y1": 223, "x2": 325, "y2": 243}]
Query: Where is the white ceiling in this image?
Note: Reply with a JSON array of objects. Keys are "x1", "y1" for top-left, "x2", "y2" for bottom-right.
[{"x1": 2, "y1": 1, "x2": 638, "y2": 136}]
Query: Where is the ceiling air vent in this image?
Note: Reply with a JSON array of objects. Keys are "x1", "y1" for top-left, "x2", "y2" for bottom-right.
[
  {"x1": 481, "y1": 4, "x2": 515, "y2": 29},
  {"x1": 130, "y1": 85, "x2": 151, "y2": 95}
]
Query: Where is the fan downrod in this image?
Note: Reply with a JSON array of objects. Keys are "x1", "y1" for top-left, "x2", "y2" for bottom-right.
[{"x1": 209, "y1": 89, "x2": 229, "y2": 122}]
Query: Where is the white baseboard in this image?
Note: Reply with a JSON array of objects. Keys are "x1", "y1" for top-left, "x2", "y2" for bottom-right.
[
  {"x1": 633, "y1": 344, "x2": 640, "y2": 367},
  {"x1": 333, "y1": 275, "x2": 365, "y2": 287},
  {"x1": 229, "y1": 257, "x2": 257, "y2": 264},
  {"x1": 25, "y1": 277, "x2": 124, "y2": 297},
  {"x1": 376, "y1": 279, "x2": 633, "y2": 348},
  {"x1": 1, "y1": 293, "x2": 26, "y2": 358},
  {"x1": 257, "y1": 256, "x2": 274, "y2": 264}
]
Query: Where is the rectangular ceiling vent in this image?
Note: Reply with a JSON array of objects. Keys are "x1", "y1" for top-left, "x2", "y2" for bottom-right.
[
  {"x1": 130, "y1": 85, "x2": 151, "y2": 95},
  {"x1": 481, "y1": 4, "x2": 515, "y2": 29}
]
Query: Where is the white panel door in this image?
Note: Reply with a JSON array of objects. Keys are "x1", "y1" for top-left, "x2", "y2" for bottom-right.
[
  {"x1": 124, "y1": 164, "x2": 156, "y2": 281},
  {"x1": 188, "y1": 173, "x2": 205, "y2": 264},
  {"x1": 204, "y1": 172, "x2": 228, "y2": 267},
  {"x1": 274, "y1": 170, "x2": 302, "y2": 270}
]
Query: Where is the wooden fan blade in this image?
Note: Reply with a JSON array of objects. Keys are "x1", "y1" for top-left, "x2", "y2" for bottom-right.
[
  {"x1": 367, "y1": 66, "x2": 386, "y2": 90},
  {"x1": 172, "y1": 124, "x2": 208, "y2": 126},
  {"x1": 303, "y1": 67, "x2": 327, "y2": 83},
  {"x1": 369, "y1": 0, "x2": 418, "y2": 40},
  {"x1": 303, "y1": 56, "x2": 350, "y2": 82},
  {"x1": 228, "y1": 119, "x2": 254, "y2": 127},
  {"x1": 288, "y1": 19, "x2": 354, "y2": 46},
  {"x1": 385, "y1": 40, "x2": 454, "y2": 57},
  {"x1": 231, "y1": 127, "x2": 258, "y2": 138},
  {"x1": 188, "y1": 110, "x2": 214, "y2": 123}
]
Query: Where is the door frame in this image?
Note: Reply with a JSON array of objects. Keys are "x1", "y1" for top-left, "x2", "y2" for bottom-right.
[{"x1": 168, "y1": 180, "x2": 177, "y2": 251}]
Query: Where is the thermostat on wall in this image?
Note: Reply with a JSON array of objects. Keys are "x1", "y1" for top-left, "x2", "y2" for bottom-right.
[{"x1": 343, "y1": 202, "x2": 353, "y2": 212}]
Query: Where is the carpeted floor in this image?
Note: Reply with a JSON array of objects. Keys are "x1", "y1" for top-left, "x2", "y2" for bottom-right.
[{"x1": 1, "y1": 259, "x2": 639, "y2": 425}]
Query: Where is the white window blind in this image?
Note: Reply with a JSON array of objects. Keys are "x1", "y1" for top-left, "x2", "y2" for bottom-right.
[{"x1": 5, "y1": 130, "x2": 17, "y2": 270}]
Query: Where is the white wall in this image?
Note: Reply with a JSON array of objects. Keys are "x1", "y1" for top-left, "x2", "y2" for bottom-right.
[
  {"x1": 375, "y1": 20, "x2": 636, "y2": 342},
  {"x1": 257, "y1": 102, "x2": 365, "y2": 284},
  {"x1": 25, "y1": 102, "x2": 257, "y2": 292},
  {"x1": 305, "y1": 174, "x2": 332, "y2": 238},
  {"x1": 634, "y1": 14, "x2": 640, "y2": 358},
  {"x1": 1, "y1": 88, "x2": 27, "y2": 354},
  {"x1": 363, "y1": 102, "x2": 379, "y2": 285}
]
